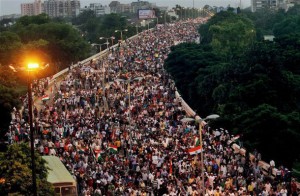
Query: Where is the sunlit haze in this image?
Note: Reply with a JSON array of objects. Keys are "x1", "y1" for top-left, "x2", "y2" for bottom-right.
[{"x1": 0, "y1": 0, "x2": 251, "y2": 16}]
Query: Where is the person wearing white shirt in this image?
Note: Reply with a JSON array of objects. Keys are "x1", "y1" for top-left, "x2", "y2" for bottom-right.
[
  {"x1": 280, "y1": 186, "x2": 287, "y2": 196},
  {"x1": 148, "y1": 172, "x2": 154, "y2": 182},
  {"x1": 262, "y1": 190, "x2": 269, "y2": 196},
  {"x1": 208, "y1": 173, "x2": 215, "y2": 187},
  {"x1": 157, "y1": 177, "x2": 163, "y2": 190},
  {"x1": 187, "y1": 184, "x2": 193, "y2": 195},
  {"x1": 49, "y1": 148, "x2": 56, "y2": 156},
  {"x1": 265, "y1": 181, "x2": 272, "y2": 193}
]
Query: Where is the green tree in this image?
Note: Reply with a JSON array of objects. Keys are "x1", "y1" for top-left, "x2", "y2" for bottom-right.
[
  {"x1": 16, "y1": 13, "x2": 50, "y2": 26},
  {"x1": 273, "y1": 16, "x2": 300, "y2": 37},
  {"x1": 209, "y1": 17, "x2": 255, "y2": 58},
  {"x1": 233, "y1": 104, "x2": 300, "y2": 166},
  {"x1": 7, "y1": 15, "x2": 91, "y2": 69},
  {"x1": 0, "y1": 143, "x2": 54, "y2": 195},
  {"x1": 0, "y1": 31, "x2": 22, "y2": 66},
  {"x1": 72, "y1": 10, "x2": 96, "y2": 25},
  {"x1": 0, "y1": 85, "x2": 21, "y2": 138},
  {"x1": 12, "y1": 21, "x2": 90, "y2": 69},
  {"x1": 0, "y1": 67, "x2": 16, "y2": 88},
  {"x1": 199, "y1": 11, "x2": 255, "y2": 59}
]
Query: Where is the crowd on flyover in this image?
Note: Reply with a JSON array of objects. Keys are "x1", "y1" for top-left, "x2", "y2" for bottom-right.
[{"x1": 8, "y1": 18, "x2": 299, "y2": 196}]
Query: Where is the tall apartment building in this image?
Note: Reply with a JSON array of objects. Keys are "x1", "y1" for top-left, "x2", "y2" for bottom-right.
[
  {"x1": 21, "y1": 0, "x2": 43, "y2": 16},
  {"x1": 251, "y1": 0, "x2": 278, "y2": 12},
  {"x1": 43, "y1": 0, "x2": 80, "y2": 18}
]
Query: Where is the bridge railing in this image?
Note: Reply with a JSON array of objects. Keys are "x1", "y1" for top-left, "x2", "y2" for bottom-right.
[{"x1": 47, "y1": 32, "x2": 143, "y2": 86}]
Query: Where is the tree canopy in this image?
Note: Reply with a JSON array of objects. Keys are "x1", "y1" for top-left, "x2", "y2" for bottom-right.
[
  {"x1": 0, "y1": 85, "x2": 21, "y2": 138},
  {"x1": 0, "y1": 143, "x2": 54, "y2": 195}
]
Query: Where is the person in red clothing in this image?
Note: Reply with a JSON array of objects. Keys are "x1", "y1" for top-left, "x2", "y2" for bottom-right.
[
  {"x1": 87, "y1": 176, "x2": 93, "y2": 188},
  {"x1": 291, "y1": 179, "x2": 298, "y2": 196},
  {"x1": 44, "y1": 145, "x2": 49, "y2": 155}
]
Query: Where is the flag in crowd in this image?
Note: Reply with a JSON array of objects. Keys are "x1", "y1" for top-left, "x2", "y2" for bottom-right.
[
  {"x1": 194, "y1": 136, "x2": 200, "y2": 146},
  {"x1": 108, "y1": 144, "x2": 118, "y2": 153},
  {"x1": 42, "y1": 94, "x2": 50, "y2": 101},
  {"x1": 188, "y1": 146, "x2": 202, "y2": 155}
]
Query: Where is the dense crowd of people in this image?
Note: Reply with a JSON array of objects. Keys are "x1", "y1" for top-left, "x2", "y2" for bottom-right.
[{"x1": 8, "y1": 19, "x2": 299, "y2": 196}]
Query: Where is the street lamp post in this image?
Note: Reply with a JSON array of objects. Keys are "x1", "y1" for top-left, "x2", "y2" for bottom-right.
[
  {"x1": 115, "y1": 29, "x2": 128, "y2": 42},
  {"x1": 27, "y1": 63, "x2": 39, "y2": 196},
  {"x1": 91, "y1": 43, "x2": 107, "y2": 53},
  {"x1": 99, "y1": 37, "x2": 113, "y2": 50},
  {"x1": 181, "y1": 114, "x2": 220, "y2": 195},
  {"x1": 10, "y1": 62, "x2": 48, "y2": 196}
]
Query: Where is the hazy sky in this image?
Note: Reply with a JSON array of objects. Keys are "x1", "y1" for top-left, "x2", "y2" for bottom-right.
[{"x1": 0, "y1": 0, "x2": 251, "y2": 16}]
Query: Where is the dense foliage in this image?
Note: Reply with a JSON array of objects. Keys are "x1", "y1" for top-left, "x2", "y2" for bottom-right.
[
  {"x1": 165, "y1": 8, "x2": 300, "y2": 169},
  {"x1": 0, "y1": 14, "x2": 90, "y2": 72},
  {"x1": 0, "y1": 143, "x2": 54, "y2": 195},
  {"x1": 0, "y1": 85, "x2": 21, "y2": 139}
]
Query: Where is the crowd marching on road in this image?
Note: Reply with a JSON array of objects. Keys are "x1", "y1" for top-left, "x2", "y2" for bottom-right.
[{"x1": 7, "y1": 18, "x2": 299, "y2": 196}]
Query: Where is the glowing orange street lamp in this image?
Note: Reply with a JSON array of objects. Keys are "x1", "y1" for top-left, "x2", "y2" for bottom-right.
[{"x1": 27, "y1": 63, "x2": 39, "y2": 70}]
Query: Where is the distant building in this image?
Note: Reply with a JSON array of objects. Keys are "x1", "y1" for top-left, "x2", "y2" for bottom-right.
[
  {"x1": 282, "y1": 0, "x2": 300, "y2": 10},
  {"x1": 251, "y1": 0, "x2": 300, "y2": 12},
  {"x1": 81, "y1": 3, "x2": 111, "y2": 16},
  {"x1": 167, "y1": 9, "x2": 178, "y2": 19},
  {"x1": 20, "y1": 0, "x2": 80, "y2": 18},
  {"x1": 109, "y1": 1, "x2": 157, "y2": 14},
  {"x1": 131, "y1": 1, "x2": 156, "y2": 13},
  {"x1": 251, "y1": 0, "x2": 277, "y2": 12},
  {"x1": 43, "y1": 0, "x2": 80, "y2": 18},
  {"x1": 21, "y1": 0, "x2": 43, "y2": 16},
  {"x1": 109, "y1": 1, "x2": 131, "y2": 13},
  {"x1": 109, "y1": 1, "x2": 121, "y2": 13}
]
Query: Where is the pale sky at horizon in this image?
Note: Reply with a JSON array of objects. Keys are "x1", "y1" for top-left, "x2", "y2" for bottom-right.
[{"x1": 0, "y1": 0, "x2": 251, "y2": 16}]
